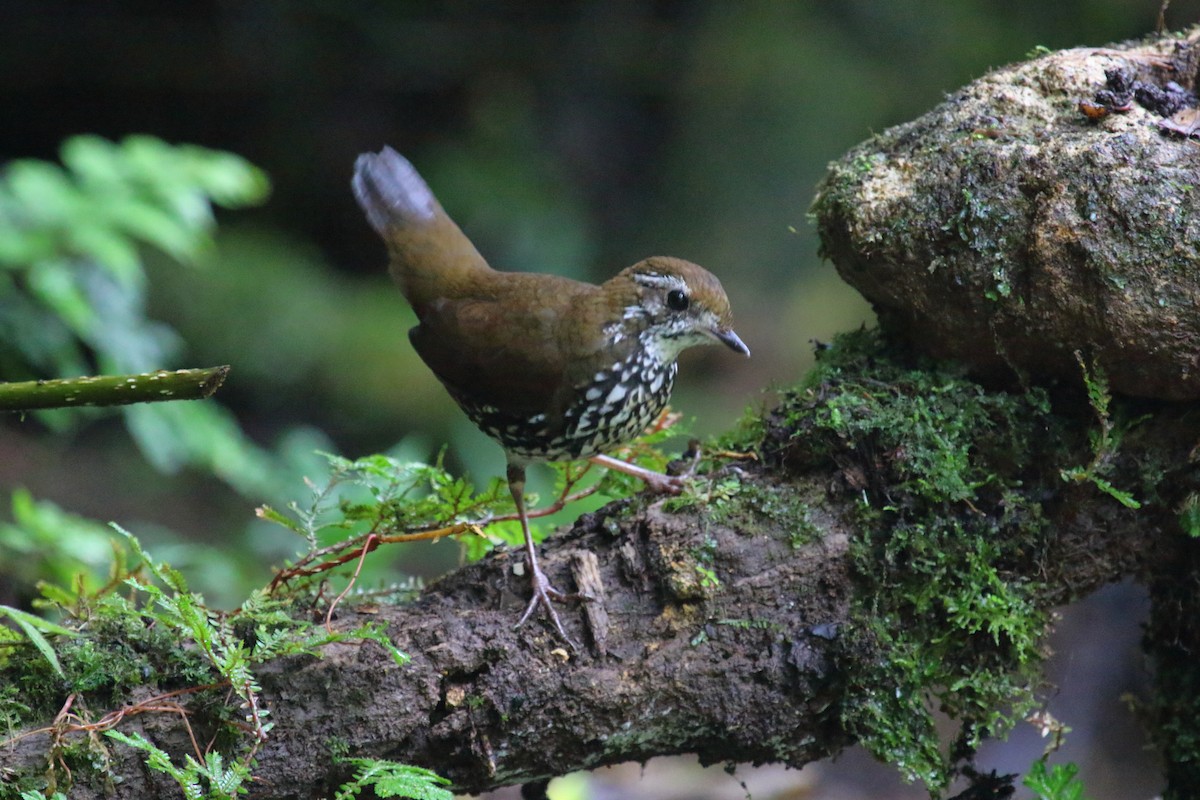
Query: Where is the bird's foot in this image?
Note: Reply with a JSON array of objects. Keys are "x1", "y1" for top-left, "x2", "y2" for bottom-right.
[
  {"x1": 515, "y1": 562, "x2": 586, "y2": 650},
  {"x1": 646, "y1": 442, "x2": 707, "y2": 494},
  {"x1": 640, "y1": 471, "x2": 686, "y2": 495}
]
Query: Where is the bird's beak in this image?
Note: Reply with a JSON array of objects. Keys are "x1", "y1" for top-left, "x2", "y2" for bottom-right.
[{"x1": 712, "y1": 327, "x2": 750, "y2": 357}]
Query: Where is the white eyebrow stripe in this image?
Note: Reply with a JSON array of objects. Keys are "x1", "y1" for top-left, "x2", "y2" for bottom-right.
[{"x1": 633, "y1": 272, "x2": 689, "y2": 291}]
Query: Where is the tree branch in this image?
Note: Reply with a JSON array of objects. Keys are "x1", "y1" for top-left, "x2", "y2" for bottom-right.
[
  {"x1": 0, "y1": 366, "x2": 230, "y2": 412},
  {"x1": 2, "y1": 377, "x2": 1187, "y2": 798}
]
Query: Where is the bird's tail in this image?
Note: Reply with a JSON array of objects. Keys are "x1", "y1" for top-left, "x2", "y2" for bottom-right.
[{"x1": 352, "y1": 146, "x2": 492, "y2": 309}]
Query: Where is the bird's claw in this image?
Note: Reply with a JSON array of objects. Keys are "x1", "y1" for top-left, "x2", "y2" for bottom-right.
[
  {"x1": 642, "y1": 472, "x2": 686, "y2": 495},
  {"x1": 515, "y1": 563, "x2": 585, "y2": 651},
  {"x1": 644, "y1": 447, "x2": 704, "y2": 495}
]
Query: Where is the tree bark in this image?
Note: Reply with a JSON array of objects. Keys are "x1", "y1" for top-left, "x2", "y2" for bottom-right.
[{"x1": 3, "y1": 379, "x2": 1189, "y2": 799}]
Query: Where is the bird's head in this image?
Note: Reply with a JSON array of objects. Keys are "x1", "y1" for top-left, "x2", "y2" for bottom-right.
[{"x1": 614, "y1": 256, "x2": 750, "y2": 363}]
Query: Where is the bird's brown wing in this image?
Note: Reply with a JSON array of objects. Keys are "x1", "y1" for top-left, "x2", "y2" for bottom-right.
[{"x1": 408, "y1": 294, "x2": 575, "y2": 421}]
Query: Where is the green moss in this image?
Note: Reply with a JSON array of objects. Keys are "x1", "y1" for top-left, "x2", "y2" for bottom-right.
[
  {"x1": 766, "y1": 329, "x2": 1068, "y2": 794},
  {"x1": 714, "y1": 617, "x2": 784, "y2": 633},
  {"x1": 1, "y1": 596, "x2": 217, "y2": 729},
  {"x1": 709, "y1": 399, "x2": 769, "y2": 458},
  {"x1": 1146, "y1": 649, "x2": 1200, "y2": 798},
  {"x1": 653, "y1": 533, "x2": 722, "y2": 602},
  {"x1": 948, "y1": 187, "x2": 1021, "y2": 300},
  {"x1": 1144, "y1": 554, "x2": 1200, "y2": 799},
  {"x1": 718, "y1": 481, "x2": 813, "y2": 532},
  {"x1": 0, "y1": 530, "x2": 406, "y2": 795},
  {"x1": 667, "y1": 472, "x2": 818, "y2": 548}
]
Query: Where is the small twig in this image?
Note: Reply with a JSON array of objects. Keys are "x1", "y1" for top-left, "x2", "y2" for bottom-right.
[
  {"x1": 324, "y1": 533, "x2": 379, "y2": 631},
  {"x1": 269, "y1": 521, "x2": 478, "y2": 590},
  {"x1": 708, "y1": 449, "x2": 759, "y2": 462},
  {"x1": 270, "y1": 483, "x2": 604, "y2": 590},
  {"x1": 570, "y1": 551, "x2": 609, "y2": 657},
  {"x1": 3, "y1": 684, "x2": 220, "y2": 763},
  {"x1": 269, "y1": 463, "x2": 603, "y2": 592},
  {"x1": 236, "y1": 678, "x2": 270, "y2": 759},
  {"x1": 0, "y1": 366, "x2": 231, "y2": 411}
]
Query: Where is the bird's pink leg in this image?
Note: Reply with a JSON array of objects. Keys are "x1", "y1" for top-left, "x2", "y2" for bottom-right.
[{"x1": 508, "y1": 462, "x2": 581, "y2": 649}]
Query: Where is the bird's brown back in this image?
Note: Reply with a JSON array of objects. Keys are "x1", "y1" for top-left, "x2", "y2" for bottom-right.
[{"x1": 353, "y1": 147, "x2": 628, "y2": 419}]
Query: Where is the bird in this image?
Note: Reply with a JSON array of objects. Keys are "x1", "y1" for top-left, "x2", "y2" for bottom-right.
[{"x1": 352, "y1": 146, "x2": 749, "y2": 645}]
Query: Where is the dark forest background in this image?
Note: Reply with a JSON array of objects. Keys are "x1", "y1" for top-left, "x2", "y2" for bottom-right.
[{"x1": 1, "y1": 2, "x2": 1195, "y2": 798}]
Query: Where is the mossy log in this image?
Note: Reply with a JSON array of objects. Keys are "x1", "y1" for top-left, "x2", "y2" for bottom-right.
[{"x1": 3, "y1": 332, "x2": 1196, "y2": 799}]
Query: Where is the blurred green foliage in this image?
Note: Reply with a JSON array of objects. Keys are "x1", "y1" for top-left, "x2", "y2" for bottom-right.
[
  {"x1": 0, "y1": 135, "x2": 267, "y2": 276},
  {"x1": 0, "y1": 136, "x2": 342, "y2": 606},
  {"x1": 0, "y1": 135, "x2": 293, "y2": 493},
  {"x1": 0, "y1": 488, "x2": 123, "y2": 595}
]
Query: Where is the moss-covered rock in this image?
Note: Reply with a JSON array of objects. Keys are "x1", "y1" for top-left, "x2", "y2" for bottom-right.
[{"x1": 813, "y1": 29, "x2": 1200, "y2": 400}]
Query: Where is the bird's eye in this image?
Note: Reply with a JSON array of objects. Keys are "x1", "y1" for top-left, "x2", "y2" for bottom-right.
[{"x1": 666, "y1": 289, "x2": 689, "y2": 311}]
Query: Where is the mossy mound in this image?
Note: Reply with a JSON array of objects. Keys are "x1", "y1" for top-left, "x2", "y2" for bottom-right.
[{"x1": 814, "y1": 30, "x2": 1200, "y2": 400}]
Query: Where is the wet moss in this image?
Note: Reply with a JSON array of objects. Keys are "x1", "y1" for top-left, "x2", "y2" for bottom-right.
[{"x1": 760, "y1": 329, "x2": 1073, "y2": 793}]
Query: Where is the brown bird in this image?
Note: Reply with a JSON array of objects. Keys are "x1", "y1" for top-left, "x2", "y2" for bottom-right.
[{"x1": 352, "y1": 146, "x2": 749, "y2": 644}]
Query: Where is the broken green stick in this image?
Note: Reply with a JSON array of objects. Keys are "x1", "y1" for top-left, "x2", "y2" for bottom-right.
[{"x1": 0, "y1": 366, "x2": 231, "y2": 412}]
